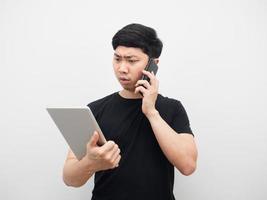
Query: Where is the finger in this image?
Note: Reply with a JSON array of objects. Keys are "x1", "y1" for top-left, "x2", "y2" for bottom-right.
[
  {"x1": 142, "y1": 70, "x2": 156, "y2": 85},
  {"x1": 88, "y1": 131, "x2": 99, "y2": 147},
  {"x1": 135, "y1": 86, "x2": 147, "y2": 95},
  {"x1": 113, "y1": 154, "x2": 121, "y2": 168},
  {"x1": 100, "y1": 140, "x2": 116, "y2": 154},
  {"x1": 110, "y1": 147, "x2": 121, "y2": 162},
  {"x1": 155, "y1": 79, "x2": 159, "y2": 90},
  {"x1": 102, "y1": 144, "x2": 119, "y2": 163},
  {"x1": 135, "y1": 80, "x2": 151, "y2": 89},
  {"x1": 107, "y1": 143, "x2": 119, "y2": 157}
]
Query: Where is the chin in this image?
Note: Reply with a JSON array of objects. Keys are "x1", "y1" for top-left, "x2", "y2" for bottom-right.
[{"x1": 122, "y1": 85, "x2": 135, "y2": 92}]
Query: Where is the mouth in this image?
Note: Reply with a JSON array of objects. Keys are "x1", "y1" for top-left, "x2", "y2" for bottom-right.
[{"x1": 119, "y1": 77, "x2": 131, "y2": 84}]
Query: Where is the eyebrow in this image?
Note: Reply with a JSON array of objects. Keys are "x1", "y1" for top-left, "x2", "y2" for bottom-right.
[{"x1": 114, "y1": 53, "x2": 139, "y2": 59}]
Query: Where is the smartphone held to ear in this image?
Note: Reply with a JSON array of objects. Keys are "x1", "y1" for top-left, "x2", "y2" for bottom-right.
[
  {"x1": 138, "y1": 58, "x2": 158, "y2": 96},
  {"x1": 141, "y1": 58, "x2": 158, "y2": 82}
]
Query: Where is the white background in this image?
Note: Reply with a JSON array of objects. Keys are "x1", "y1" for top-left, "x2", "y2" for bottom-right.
[{"x1": 1, "y1": 0, "x2": 267, "y2": 199}]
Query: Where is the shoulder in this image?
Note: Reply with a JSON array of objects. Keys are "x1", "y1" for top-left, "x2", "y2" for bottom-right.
[
  {"x1": 156, "y1": 94, "x2": 188, "y2": 120},
  {"x1": 157, "y1": 94, "x2": 193, "y2": 134},
  {"x1": 87, "y1": 93, "x2": 115, "y2": 107},
  {"x1": 156, "y1": 94, "x2": 183, "y2": 111},
  {"x1": 87, "y1": 92, "x2": 116, "y2": 115}
]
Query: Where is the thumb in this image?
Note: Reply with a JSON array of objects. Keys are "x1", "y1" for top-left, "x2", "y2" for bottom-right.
[{"x1": 89, "y1": 131, "x2": 99, "y2": 147}]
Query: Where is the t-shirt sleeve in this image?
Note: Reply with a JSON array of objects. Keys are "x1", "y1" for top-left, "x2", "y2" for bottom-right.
[{"x1": 171, "y1": 100, "x2": 194, "y2": 136}]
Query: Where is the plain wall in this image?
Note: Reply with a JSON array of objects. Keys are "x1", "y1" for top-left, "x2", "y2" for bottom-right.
[{"x1": 1, "y1": 0, "x2": 267, "y2": 199}]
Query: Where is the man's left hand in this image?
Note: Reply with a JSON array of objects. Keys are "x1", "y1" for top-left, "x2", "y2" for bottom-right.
[{"x1": 135, "y1": 70, "x2": 159, "y2": 117}]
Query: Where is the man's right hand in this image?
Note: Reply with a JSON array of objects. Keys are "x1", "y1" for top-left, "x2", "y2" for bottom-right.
[{"x1": 82, "y1": 131, "x2": 121, "y2": 173}]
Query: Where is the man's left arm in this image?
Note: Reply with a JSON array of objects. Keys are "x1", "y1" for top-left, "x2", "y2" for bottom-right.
[
  {"x1": 135, "y1": 70, "x2": 198, "y2": 176},
  {"x1": 146, "y1": 110, "x2": 198, "y2": 176}
]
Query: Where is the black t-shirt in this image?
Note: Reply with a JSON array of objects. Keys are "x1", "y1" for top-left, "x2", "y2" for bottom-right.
[{"x1": 87, "y1": 92, "x2": 193, "y2": 200}]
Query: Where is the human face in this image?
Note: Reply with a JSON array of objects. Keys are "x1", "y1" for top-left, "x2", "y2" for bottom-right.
[{"x1": 113, "y1": 46, "x2": 149, "y2": 92}]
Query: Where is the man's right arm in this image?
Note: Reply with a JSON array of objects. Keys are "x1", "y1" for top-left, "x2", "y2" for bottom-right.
[
  {"x1": 62, "y1": 131, "x2": 121, "y2": 187},
  {"x1": 63, "y1": 150, "x2": 95, "y2": 187}
]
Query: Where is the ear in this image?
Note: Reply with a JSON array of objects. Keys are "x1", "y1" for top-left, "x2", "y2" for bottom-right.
[{"x1": 154, "y1": 58, "x2": 159, "y2": 64}]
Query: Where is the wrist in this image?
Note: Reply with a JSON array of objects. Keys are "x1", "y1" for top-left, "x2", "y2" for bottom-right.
[
  {"x1": 80, "y1": 156, "x2": 96, "y2": 174},
  {"x1": 145, "y1": 109, "x2": 160, "y2": 120}
]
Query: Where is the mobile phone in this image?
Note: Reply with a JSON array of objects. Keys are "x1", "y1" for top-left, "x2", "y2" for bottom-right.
[
  {"x1": 138, "y1": 58, "x2": 158, "y2": 96},
  {"x1": 141, "y1": 58, "x2": 158, "y2": 82}
]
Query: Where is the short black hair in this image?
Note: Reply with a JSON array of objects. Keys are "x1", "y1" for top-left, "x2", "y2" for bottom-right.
[{"x1": 112, "y1": 23, "x2": 163, "y2": 58}]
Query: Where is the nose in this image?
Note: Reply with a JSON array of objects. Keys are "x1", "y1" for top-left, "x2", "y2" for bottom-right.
[{"x1": 118, "y1": 61, "x2": 129, "y2": 73}]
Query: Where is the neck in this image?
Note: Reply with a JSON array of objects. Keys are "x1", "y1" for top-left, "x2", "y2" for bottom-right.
[{"x1": 119, "y1": 89, "x2": 143, "y2": 99}]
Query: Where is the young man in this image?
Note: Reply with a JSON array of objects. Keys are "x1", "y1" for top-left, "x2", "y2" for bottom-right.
[{"x1": 63, "y1": 23, "x2": 198, "y2": 200}]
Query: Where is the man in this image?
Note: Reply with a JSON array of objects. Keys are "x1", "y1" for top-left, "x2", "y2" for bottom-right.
[{"x1": 63, "y1": 23, "x2": 198, "y2": 200}]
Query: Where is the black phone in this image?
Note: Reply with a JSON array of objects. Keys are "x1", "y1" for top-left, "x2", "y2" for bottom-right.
[
  {"x1": 141, "y1": 58, "x2": 158, "y2": 83},
  {"x1": 138, "y1": 58, "x2": 158, "y2": 96}
]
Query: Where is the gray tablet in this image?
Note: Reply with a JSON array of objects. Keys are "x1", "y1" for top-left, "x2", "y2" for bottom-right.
[{"x1": 47, "y1": 107, "x2": 106, "y2": 160}]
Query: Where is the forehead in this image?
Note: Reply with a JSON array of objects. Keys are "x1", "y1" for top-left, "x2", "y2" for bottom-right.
[{"x1": 114, "y1": 46, "x2": 147, "y2": 58}]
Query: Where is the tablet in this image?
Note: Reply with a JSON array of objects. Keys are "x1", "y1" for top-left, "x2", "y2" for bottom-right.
[{"x1": 47, "y1": 107, "x2": 106, "y2": 160}]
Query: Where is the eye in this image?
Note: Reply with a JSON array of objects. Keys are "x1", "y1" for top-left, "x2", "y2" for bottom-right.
[
  {"x1": 114, "y1": 57, "x2": 121, "y2": 62},
  {"x1": 128, "y1": 60, "x2": 138, "y2": 64}
]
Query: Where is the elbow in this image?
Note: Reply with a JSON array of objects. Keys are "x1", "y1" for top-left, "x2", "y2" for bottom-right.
[
  {"x1": 63, "y1": 175, "x2": 85, "y2": 188},
  {"x1": 176, "y1": 158, "x2": 197, "y2": 176},
  {"x1": 180, "y1": 163, "x2": 196, "y2": 176},
  {"x1": 63, "y1": 179, "x2": 84, "y2": 188}
]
